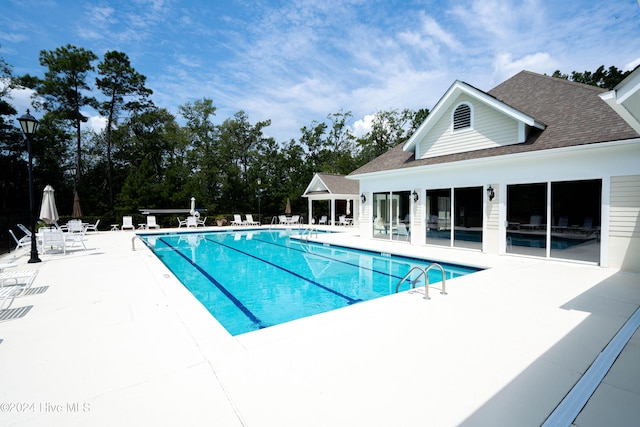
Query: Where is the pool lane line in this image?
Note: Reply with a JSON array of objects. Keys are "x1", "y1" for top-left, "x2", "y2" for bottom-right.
[
  {"x1": 206, "y1": 237, "x2": 362, "y2": 305},
  {"x1": 158, "y1": 237, "x2": 266, "y2": 330},
  {"x1": 253, "y1": 237, "x2": 411, "y2": 282}
]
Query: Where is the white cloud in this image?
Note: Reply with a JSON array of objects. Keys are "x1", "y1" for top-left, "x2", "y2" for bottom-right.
[
  {"x1": 493, "y1": 52, "x2": 558, "y2": 83},
  {"x1": 352, "y1": 114, "x2": 374, "y2": 138}
]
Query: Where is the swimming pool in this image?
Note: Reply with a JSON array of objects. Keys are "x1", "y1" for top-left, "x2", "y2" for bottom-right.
[{"x1": 142, "y1": 229, "x2": 481, "y2": 335}]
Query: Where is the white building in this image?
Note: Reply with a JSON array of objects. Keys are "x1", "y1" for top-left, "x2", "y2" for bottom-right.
[{"x1": 349, "y1": 70, "x2": 640, "y2": 273}]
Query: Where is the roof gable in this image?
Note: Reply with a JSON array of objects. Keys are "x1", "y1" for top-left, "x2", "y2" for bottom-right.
[
  {"x1": 403, "y1": 80, "x2": 545, "y2": 158},
  {"x1": 599, "y1": 66, "x2": 640, "y2": 133},
  {"x1": 350, "y1": 71, "x2": 639, "y2": 177},
  {"x1": 303, "y1": 173, "x2": 359, "y2": 197}
]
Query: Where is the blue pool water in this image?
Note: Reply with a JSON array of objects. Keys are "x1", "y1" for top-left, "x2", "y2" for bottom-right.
[{"x1": 142, "y1": 229, "x2": 481, "y2": 335}]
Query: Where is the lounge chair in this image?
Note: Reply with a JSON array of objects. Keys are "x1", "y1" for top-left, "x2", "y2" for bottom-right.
[
  {"x1": 0, "y1": 285, "x2": 22, "y2": 311},
  {"x1": 121, "y1": 216, "x2": 135, "y2": 231},
  {"x1": 290, "y1": 215, "x2": 300, "y2": 224},
  {"x1": 0, "y1": 269, "x2": 39, "y2": 294},
  {"x1": 197, "y1": 216, "x2": 207, "y2": 227},
  {"x1": 177, "y1": 217, "x2": 187, "y2": 228},
  {"x1": 9, "y1": 230, "x2": 30, "y2": 251},
  {"x1": 278, "y1": 215, "x2": 288, "y2": 224},
  {"x1": 318, "y1": 215, "x2": 327, "y2": 225},
  {"x1": 85, "y1": 219, "x2": 100, "y2": 233},
  {"x1": 521, "y1": 215, "x2": 543, "y2": 231},
  {"x1": 245, "y1": 214, "x2": 260, "y2": 226},
  {"x1": 338, "y1": 215, "x2": 348, "y2": 226},
  {"x1": 17, "y1": 224, "x2": 32, "y2": 237},
  {"x1": 146, "y1": 216, "x2": 160, "y2": 229},
  {"x1": 231, "y1": 214, "x2": 244, "y2": 226}
]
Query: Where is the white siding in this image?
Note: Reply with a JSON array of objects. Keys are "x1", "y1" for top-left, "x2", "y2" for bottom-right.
[
  {"x1": 610, "y1": 175, "x2": 640, "y2": 238},
  {"x1": 418, "y1": 94, "x2": 521, "y2": 159}
]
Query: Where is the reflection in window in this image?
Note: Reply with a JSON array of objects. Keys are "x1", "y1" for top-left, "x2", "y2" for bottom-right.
[
  {"x1": 426, "y1": 189, "x2": 451, "y2": 246},
  {"x1": 551, "y1": 180, "x2": 601, "y2": 263},
  {"x1": 507, "y1": 183, "x2": 547, "y2": 257},
  {"x1": 454, "y1": 187, "x2": 483, "y2": 250}
]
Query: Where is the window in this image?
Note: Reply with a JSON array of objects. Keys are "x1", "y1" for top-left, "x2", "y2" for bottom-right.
[{"x1": 452, "y1": 103, "x2": 472, "y2": 131}]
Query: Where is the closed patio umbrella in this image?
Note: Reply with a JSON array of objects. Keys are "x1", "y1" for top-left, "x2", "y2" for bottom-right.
[
  {"x1": 72, "y1": 191, "x2": 83, "y2": 218},
  {"x1": 190, "y1": 197, "x2": 196, "y2": 216},
  {"x1": 285, "y1": 198, "x2": 291, "y2": 215},
  {"x1": 39, "y1": 185, "x2": 59, "y2": 225}
]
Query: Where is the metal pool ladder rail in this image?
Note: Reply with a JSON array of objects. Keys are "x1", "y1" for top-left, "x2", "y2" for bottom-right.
[
  {"x1": 395, "y1": 263, "x2": 447, "y2": 300},
  {"x1": 300, "y1": 227, "x2": 318, "y2": 241}
]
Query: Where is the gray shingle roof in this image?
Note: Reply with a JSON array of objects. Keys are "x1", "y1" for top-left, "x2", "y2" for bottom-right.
[
  {"x1": 315, "y1": 173, "x2": 359, "y2": 194},
  {"x1": 350, "y1": 71, "x2": 639, "y2": 176}
]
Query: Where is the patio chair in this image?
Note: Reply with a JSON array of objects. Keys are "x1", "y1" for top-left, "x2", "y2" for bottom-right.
[
  {"x1": 9, "y1": 229, "x2": 30, "y2": 251},
  {"x1": 177, "y1": 217, "x2": 187, "y2": 228},
  {"x1": 278, "y1": 215, "x2": 288, "y2": 224},
  {"x1": 85, "y1": 219, "x2": 100, "y2": 233},
  {"x1": 122, "y1": 216, "x2": 135, "y2": 231},
  {"x1": 65, "y1": 226, "x2": 87, "y2": 251},
  {"x1": 197, "y1": 216, "x2": 207, "y2": 227},
  {"x1": 396, "y1": 222, "x2": 410, "y2": 241},
  {"x1": 186, "y1": 216, "x2": 198, "y2": 228},
  {"x1": 338, "y1": 215, "x2": 348, "y2": 226},
  {"x1": 38, "y1": 229, "x2": 66, "y2": 254},
  {"x1": 318, "y1": 215, "x2": 327, "y2": 225},
  {"x1": 231, "y1": 214, "x2": 244, "y2": 226},
  {"x1": 245, "y1": 214, "x2": 260, "y2": 226},
  {"x1": 146, "y1": 216, "x2": 160, "y2": 229},
  {"x1": 290, "y1": 215, "x2": 300, "y2": 224}
]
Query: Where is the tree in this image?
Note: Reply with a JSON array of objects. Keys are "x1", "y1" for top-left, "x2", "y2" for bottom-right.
[
  {"x1": 37, "y1": 44, "x2": 98, "y2": 180},
  {"x1": 96, "y1": 50, "x2": 153, "y2": 208},
  {"x1": 179, "y1": 98, "x2": 220, "y2": 208},
  {"x1": 356, "y1": 108, "x2": 421, "y2": 164},
  {"x1": 551, "y1": 65, "x2": 631, "y2": 89}
]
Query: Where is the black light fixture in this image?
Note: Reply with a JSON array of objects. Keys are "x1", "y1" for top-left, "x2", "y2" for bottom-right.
[
  {"x1": 17, "y1": 109, "x2": 41, "y2": 263},
  {"x1": 412, "y1": 190, "x2": 419, "y2": 202},
  {"x1": 360, "y1": 193, "x2": 366, "y2": 204},
  {"x1": 487, "y1": 185, "x2": 495, "y2": 202}
]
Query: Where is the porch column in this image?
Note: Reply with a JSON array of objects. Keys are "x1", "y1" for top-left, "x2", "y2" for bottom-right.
[
  {"x1": 308, "y1": 198, "x2": 313, "y2": 225},
  {"x1": 331, "y1": 198, "x2": 336, "y2": 226}
]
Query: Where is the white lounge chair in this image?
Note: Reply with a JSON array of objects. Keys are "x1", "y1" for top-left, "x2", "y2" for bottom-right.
[
  {"x1": 231, "y1": 214, "x2": 244, "y2": 226},
  {"x1": 318, "y1": 215, "x2": 327, "y2": 225},
  {"x1": 146, "y1": 216, "x2": 160, "y2": 229},
  {"x1": 177, "y1": 217, "x2": 187, "y2": 228},
  {"x1": 9, "y1": 229, "x2": 30, "y2": 251},
  {"x1": 0, "y1": 269, "x2": 39, "y2": 294},
  {"x1": 121, "y1": 216, "x2": 135, "y2": 231},
  {"x1": 0, "y1": 285, "x2": 22, "y2": 311},
  {"x1": 338, "y1": 215, "x2": 348, "y2": 226},
  {"x1": 197, "y1": 216, "x2": 207, "y2": 227},
  {"x1": 290, "y1": 215, "x2": 300, "y2": 224},
  {"x1": 245, "y1": 214, "x2": 260, "y2": 226},
  {"x1": 85, "y1": 219, "x2": 100, "y2": 233}
]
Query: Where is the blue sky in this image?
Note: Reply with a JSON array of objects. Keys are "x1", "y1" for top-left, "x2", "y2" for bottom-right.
[{"x1": 2, "y1": 0, "x2": 640, "y2": 141}]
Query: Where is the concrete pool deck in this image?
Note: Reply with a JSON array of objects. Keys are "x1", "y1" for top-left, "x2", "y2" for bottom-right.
[{"x1": 0, "y1": 227, "x2": 639, "y2": 426}]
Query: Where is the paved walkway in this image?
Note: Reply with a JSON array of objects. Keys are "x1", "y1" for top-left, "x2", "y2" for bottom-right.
[{"x1": 0, "y1": 228, "x2": 638, "y2": 426}]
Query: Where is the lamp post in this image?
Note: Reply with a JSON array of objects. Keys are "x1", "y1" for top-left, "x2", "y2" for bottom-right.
[
  {"x1": 256, "y1": 178, "x2": 262, "y2": 225},
  {"x1": 17, "y1": 110, "x2": 41, "y2": 263}
]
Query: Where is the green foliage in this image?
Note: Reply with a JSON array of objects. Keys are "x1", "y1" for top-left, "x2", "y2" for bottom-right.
[{"x1": 551, "y1": 65, "x2": 631, "y2": 89}]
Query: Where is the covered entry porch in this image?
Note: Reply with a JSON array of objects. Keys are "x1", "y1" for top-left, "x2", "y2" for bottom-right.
[{"x1": 302, "y1": 173, "x2": 360, "y2": 226}]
